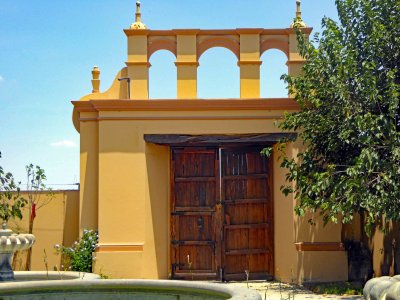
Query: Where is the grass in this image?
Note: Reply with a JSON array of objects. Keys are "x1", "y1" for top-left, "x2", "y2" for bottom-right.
[{"x1": 306, "y1": 281, "x2": 363, "y2": 295}]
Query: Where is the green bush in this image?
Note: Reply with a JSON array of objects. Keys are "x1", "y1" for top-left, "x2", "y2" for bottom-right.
[
  {"x1": 55, "y1": 229, "x2": 98, "y2": 272},
  {"x1": 308, "y1": 282, "x2": 363, "y2": 295}
]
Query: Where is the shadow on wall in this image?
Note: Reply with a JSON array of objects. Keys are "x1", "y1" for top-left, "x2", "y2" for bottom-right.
[
  {"x1": 343, "y1": 215, "x2": 400, "y2": 279},
  {"x1": 371, "y1": 220, "x2": 400, "y2": 276},
  {"x1": 145, "y1": 143, "x2": 170, "y2": 278},
  {"x1": 62, "y1": 191, "x2": 80, "y2": 250}
]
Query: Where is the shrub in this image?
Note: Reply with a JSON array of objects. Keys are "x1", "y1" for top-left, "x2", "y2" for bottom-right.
[{"x1": 55, "y1": 229, "x2": 98, "y2": 272}]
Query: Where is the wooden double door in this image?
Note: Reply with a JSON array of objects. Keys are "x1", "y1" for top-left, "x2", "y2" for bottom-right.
[{"x1": 170, "y1": 146, "x2": 273, "y2": 281}]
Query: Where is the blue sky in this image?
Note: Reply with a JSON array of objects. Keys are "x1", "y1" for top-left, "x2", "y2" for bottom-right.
[{"x1": 0, "y1": 0, "x2": 338, "y2": 189}]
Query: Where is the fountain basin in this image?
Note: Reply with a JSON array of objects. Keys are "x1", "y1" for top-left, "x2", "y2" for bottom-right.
[
  {"x1": 13, "y1": 271, "x2": 101, "y2": 281},
  {"x1": 0, "y1": 228, "x2": 36, "y2": 281},
  {"x1": 0, "y1": 277, "x2": 261, "y2": 300}
]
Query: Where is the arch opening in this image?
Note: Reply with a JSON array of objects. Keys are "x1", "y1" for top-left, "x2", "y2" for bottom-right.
[
  {"x1": 260, "y1": 49, "x2": 288, "y2": 98},
  {"x1": 148, "y1": 39, "x2": 177, "y2": 60},
  {"x1": 149, "y1": 50, "x2": 177, "y2": 99},
  {"x1": 197, "y1": 37, "x2": 239, "y2": 61},
  {"x1": 198, "y1": 47, "x2": 239, "y2": 99}
]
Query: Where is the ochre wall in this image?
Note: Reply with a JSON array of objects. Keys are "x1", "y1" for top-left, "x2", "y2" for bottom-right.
[
  {"x1": 72, "y1": 104, "x2": 347, "y2": 282},
  {"x1": 9, "y1": 190, "x2": 79, "y2": 272}
]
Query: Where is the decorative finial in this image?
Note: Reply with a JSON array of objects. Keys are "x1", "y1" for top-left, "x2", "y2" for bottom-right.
[
  {"x1": 130, "y1": 0, "x2": 147, "y2": 30},
  {"x1": 136, "y1": 1, "x2": 141, "y2": 23},
  {"x1": 296, "y1": 0, "x2": 301, "y2": 19},
  {"x1": 290, "y1": 0, "x2": 307, "y2": 28},
  {"x1": 91, "y1": 66, "x2": 100, "y2": 93}
]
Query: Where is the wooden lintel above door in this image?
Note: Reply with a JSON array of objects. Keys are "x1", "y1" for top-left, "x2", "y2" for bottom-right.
[{"x1": 144, "y1": 133, "x2": 296, "y2": 146}]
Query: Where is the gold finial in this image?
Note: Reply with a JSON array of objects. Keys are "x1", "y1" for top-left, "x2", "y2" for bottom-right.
[
  {"x1": 296, "y1": 0, "x2": 302, "y2": 18},
  {"x1": 136, "y1": 1, "x2": 141, "y2": 23},
  {"x1": 91, "y1": 66, "x2": 100, "y2": 93},
  {"x1": 130, "y1": 0, "x2": 147, "y2": 30},
  {"x1": 290, "y1": 0, "x2": 307, "y2": 28}
]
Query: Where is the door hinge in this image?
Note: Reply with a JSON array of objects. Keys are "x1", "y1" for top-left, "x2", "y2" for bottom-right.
[
  {"x1": 172, "y1": 240, "x2": 184, "y2": 245},
  {"x1": 171, "y1": 211, "x2": 184, "y2": 216}
]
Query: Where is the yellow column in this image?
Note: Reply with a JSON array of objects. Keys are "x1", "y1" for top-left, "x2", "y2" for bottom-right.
[
  {"x1": 287, "y1": 29, "x2": 309, "y2": 97},
  {"x1": 174, "y1": 30, "x2": 199, "y2": 99},
  {"x1": 125, "y1": 31, "x2": 150, "y2": 99},
  {"x1": 237, "y1": 29, "x2": 262, "y2": 98},
  {"x1": 79, "y1": 113, "x2": 99, "y2": 235}
]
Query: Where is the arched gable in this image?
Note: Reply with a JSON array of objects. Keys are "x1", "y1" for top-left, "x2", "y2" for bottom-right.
[
  {"x1": 197, "y1": 37, "x2": 239, "y2": 60},
  {"x1": 148, "y1": 39, "x2": 177, "y2": 60},
  {"x1": 260, "y1": 38, "x2": 289, "y2": 59}
]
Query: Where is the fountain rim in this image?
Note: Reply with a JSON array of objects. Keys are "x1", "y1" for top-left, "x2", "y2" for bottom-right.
[{"x1": 0, "y1": 277, "x2": 261, "y2": 300}]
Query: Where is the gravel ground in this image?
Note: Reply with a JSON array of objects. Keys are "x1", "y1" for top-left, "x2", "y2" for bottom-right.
[{"x1": 218, "y1": 281, "x2": 364, "y2": 300}]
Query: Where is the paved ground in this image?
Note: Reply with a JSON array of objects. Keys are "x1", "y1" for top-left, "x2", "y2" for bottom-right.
[{"x1": 219, "y1": 281, "x2": 364, "y2": 300}]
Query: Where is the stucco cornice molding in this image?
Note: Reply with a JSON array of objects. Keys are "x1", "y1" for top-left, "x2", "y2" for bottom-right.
[
  {"x1": 124, "y1": 28, "x2": 313, "y2": 38},
  {"x1": 172, "y1": 29, "x2": 200, "y2": 35},
  {"x1": 96, "y1": 244, "x2": 144, "y2": 252},
  {"x1": 262, "y1": 28, "x2": 313, "y2": 35},
  {"x1": 125, "y1": 61, "x2": 152, "y2": 67},
  {"x1": 236, "y1": 28, "x2": 264, "y2": 35},
  {"x1": 286, "y1": 59, "x2": 306, "y2": 64},
  {"x1": 124, "y1": 29, "x2": 150, "y2": 36},
  {"x1": 174, "y1": 61, "x2": 199, "y2": 67},
  {"x1": 237, "y1": 60, "x2": 263, "y2": 66},
  {"x1": 295, "y1": 242, "x2": 345, "y2": 252},
  {"x1": 72, "y1": 99, "x2": 299, "y2": 113}
]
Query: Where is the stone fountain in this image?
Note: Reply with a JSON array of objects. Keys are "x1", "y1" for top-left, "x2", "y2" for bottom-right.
[{"x1": 0, "y1": 223, "x2": 35, "y2": 281}]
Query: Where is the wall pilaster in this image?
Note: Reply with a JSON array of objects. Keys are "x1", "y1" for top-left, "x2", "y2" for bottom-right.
[
  {"x1": 126, "y1": 33, "x2": 150, "y2": 99},
  {"x1": 175, "y1": 30, "x2": 199, "y2": 99},
  {"x1": 238, "y1": 29, "x2": 262, "y2": 98}
]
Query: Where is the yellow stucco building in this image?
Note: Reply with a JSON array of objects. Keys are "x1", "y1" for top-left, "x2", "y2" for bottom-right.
[{"x1": 72, "y1": 1, "x2": 347, "y2": 283}]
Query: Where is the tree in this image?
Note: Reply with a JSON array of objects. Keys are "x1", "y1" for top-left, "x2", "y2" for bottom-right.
[
  {"x1": 277, "y1": 0, "x2": 400, "y2": 233},
  {"x1": 0, "y1": 152, "x2": 27, "y2": 226},
  {"x1": 24, "y1": 164, "x2": 53, "y2": 270}
]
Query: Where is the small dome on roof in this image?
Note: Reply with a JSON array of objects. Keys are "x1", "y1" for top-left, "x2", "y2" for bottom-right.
[
  {"x1": 290, "y1": 0, "x2": 307, "y2": 28},
  {"x1": 130, "y1": 1, "x2": 147, "y2": 30}
]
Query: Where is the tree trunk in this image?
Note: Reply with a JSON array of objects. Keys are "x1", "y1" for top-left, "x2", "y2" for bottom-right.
[{"x1": 24, "y1": 217, "x2": 34, "y2": 271}]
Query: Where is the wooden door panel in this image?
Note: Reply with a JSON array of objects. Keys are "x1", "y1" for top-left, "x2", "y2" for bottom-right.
[
  {"x1": 221, "y1": 147, "x2": 273, "y2": 280},
  {"x1": 171, "y1": 148, "x2": 219, "y2": 279},
  {"x1": 248, "y1": 228, "x2": 268, "y2": 249},
  {"x1": 224, "y1": 253, "x2": 271, "y2": 280},
  {"x1": 175, "y1": 182, "x2": 216, "y2": 208},
  {"x1": 177, "y1": 215, "x2": 213, "y2": 241},
  {"x1": 177, "y1": 245, "x2": 214, "y2": 271},
  {"x1": 174, "y1": 152, "x2": 215, "y2": 177},
  {"x1": 225, "y1": 228, "x2": 249, "y2": 250},
  {"x1": 225, "y1": 228, "x2": 269, "y2": 251},
  {"x1": 224, "y1": 203, "x2": 269, "y2": 225},
  {"x1": 171, "y1": 146, "x2": 273, "y2": 280},
  {"x1": 224, "y1": 255, "x2": 249, "y2": 274},
  {"x1": 249, "y1": 253, "x2": 269, "y2": 273},
  {"x1": 224, "y1": 178, "x2": 268, "y2": 200},
  {"x1": 222, "y1": 151, "x2": 268, "y2": 176}
]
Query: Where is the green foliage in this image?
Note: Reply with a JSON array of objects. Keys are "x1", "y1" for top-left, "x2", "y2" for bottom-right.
[
  {"x1": 307, "y1": 282, "x2": 363, "y2": 295},
  {"x1": 25, "y1": 163, "x2": 53, "y2": 271},
  {"x1": 278, "y1": 0, "x2": 400, "y2": 233},
  {"x1": 0, "y1": 152, "x2": 27, "y2": 223},
  {"x1": 25, "y1": 163, "x2": 54, "y2": 226},
  {"x1": 55, "y1": 229, "x2": 98, "y2": 273},
  {"x1": 26, "y1": 164, "x2": 48, "y2": 193}
]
